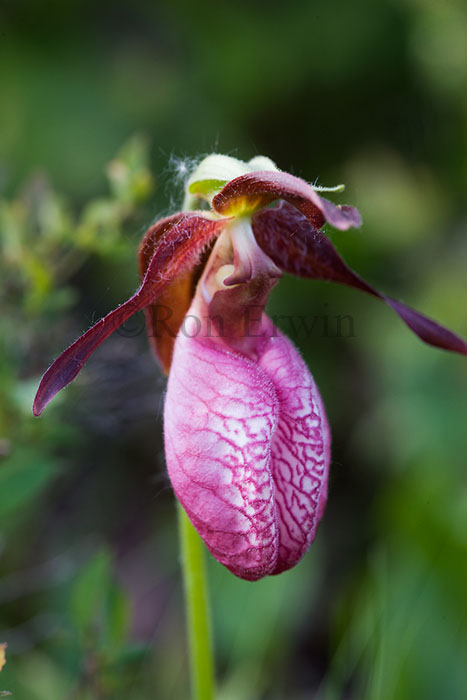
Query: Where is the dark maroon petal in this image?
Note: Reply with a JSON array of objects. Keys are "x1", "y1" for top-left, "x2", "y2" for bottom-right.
[
  {"x1": 138, "y1": 213, "x2": 211, "y2": 374},
  {"x1": 383, "y1": 298, "x2": 467, "y2": 355},
  {"x1": 33, "y1": 215, "x2": 225, "y2": 416},
  {"x1": 253, "y1": 203, "x2": 467, "y2": 356},
  {"x1": 212, "y1": 170, "x2": 362, "y2": 230}
]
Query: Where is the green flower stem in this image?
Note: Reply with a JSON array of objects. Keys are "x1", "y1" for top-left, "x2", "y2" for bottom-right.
[{"x1": 178, "y1": 502, "x2": 215, "y2": 700}]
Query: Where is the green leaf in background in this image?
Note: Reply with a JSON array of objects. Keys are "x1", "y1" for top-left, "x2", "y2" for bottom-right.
[
  {"x1": 71, "y1": 549, "x2": 112, "y2": 638},
  {"x1": 106, "y1": 133, "x2": 155, "y2": 206},
  {"x1": 0, "y1": 448, "x2": 58, "y2": 519},
  {"x1": 70, "y1": 548, "x2": 129, "y2": 655},
  {"x1": 104, "y1": 578, "x2": 130, "y2": 652}
]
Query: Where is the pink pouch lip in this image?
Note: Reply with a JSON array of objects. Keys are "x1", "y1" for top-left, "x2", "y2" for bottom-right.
[{"x1": 164, "y1": 313, "x2": 330, "y2": 581}]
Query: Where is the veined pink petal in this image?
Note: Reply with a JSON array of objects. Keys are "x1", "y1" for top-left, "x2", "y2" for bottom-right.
[
  {"x1": 259, "y1": 317, "x2": 330, "y2": 574},
  {"x1": 164, "y1": 313, "x2": 330, "y2": 581}
]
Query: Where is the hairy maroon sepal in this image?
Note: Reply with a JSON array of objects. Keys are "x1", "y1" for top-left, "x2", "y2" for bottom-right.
[
  {"x1": 213, "y1": 170, "x2": 362, "y2": 230},
  {"x1": 33, "y1": 215, "x2": 225, "y2": 415},
  {"x1": 253, "y1": 202, "x2": 467, "y2": 356}
]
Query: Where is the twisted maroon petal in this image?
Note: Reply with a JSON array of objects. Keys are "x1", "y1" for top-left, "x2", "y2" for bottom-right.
[
  {"x1": 138, "y1": 212, "x2": 215, "y2": 373},
  {"x1": 33, "y1": 215, "x2": 225, "y2": 416},
  {"x1": 253, "y1": 203, "x2": 467, "y2": 356},
  {"x1": 212, "y1": 170, "x2": 362, "y2": 230}
]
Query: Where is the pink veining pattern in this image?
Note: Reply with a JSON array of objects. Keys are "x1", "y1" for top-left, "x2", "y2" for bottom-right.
[
  {"x1": 164, "y1": 314, "x2": 330, "y2": 581},
  {"x1": 259, "y1": 318, "x2": 330, "y2": 574}
]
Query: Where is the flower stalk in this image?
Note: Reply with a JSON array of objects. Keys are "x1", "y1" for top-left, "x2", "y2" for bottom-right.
[{"x1": 178, "y1": 502, "x2": 215, "y2": 700}]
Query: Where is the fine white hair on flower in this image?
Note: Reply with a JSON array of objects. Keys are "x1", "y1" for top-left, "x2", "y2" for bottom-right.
[
  {"x1": 167, "y1": 154, "x2": 204, "y2": 184},
  {"x1": 165, "y1": 154, "x2": 207, "y2": 211}
]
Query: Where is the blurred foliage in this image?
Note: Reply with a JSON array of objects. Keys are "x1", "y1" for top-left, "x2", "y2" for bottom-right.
[
  {"x1": 0, "y1": 134, "x2": 158, "y2": 698},
  {"x1": 1, "y1": 0, "x2": 466, "y2": 698}
]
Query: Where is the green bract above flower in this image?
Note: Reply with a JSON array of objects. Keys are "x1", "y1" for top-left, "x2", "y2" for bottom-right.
[{"x1": 184, "y1": 154, "x2": 279, "y2": 209}]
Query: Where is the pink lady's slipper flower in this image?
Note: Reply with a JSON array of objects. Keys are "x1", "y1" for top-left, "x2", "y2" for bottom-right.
[{"x1": 33, "y1": 155, "x2": 467, "y2": 580}]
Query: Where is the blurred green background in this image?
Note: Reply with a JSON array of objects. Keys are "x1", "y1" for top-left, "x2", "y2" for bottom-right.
[{"x1": 1, "y1": 0, "x2": 466, "y2": 698}]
